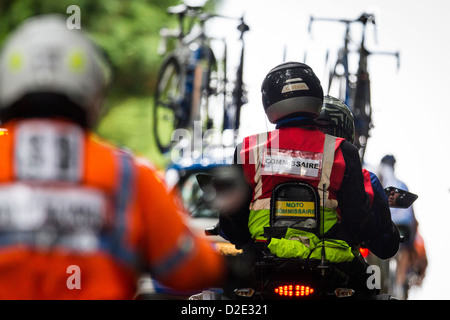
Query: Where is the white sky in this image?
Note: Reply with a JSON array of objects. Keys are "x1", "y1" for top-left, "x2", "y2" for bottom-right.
[{"x1": 205, "y1": 0, "x2": 450, "y2": 299}]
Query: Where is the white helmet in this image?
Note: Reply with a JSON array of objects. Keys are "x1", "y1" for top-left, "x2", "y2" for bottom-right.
[{"x1": 0, "y1": 14, "x2": 110, "y2": 126}]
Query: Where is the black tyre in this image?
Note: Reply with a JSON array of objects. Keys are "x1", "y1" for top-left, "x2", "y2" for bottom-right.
[{"x1": 153, "y1": 56, "x2": 185, "y2": 154}]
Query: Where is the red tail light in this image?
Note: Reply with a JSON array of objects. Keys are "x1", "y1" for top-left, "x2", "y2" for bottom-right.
[
  {"x1": 274, "y1": 284, "x2": 314, "y2": 297},
  {"x1": 359, "y1": 247, "x2": 369, "y2": 258}
]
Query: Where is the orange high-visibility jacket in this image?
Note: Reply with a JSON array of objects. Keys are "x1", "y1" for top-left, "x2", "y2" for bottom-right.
[{"x1": 0, "y1": 119, "x2": 225, "y2": 299}]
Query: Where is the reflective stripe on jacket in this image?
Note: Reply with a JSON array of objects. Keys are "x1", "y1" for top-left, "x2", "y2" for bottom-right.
[{"x1": 239, "y1": 127, "x2": 354, "y2": 262}]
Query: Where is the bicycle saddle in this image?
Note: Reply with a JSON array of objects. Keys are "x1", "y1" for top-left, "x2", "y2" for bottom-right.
[{"x1": 167, "y1": 4, "x2": 188, "y2": 15}]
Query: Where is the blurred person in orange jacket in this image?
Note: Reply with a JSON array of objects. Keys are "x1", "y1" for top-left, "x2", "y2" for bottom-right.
[{"x1": 0, "y1": 14, "x2": 229, "y2": 299}]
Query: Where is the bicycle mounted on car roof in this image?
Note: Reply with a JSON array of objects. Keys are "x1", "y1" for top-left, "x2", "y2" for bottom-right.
[
  {"x1": 153, "y1": 2, "x2": 249, "y2": 154},
  {"x1": 308, "y1": 13, "x2": 400, "y2": 162}
]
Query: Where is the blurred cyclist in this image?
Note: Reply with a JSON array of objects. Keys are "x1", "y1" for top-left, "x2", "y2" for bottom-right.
[
  {"x1": 378, "y1": 155, "x2": 418, "y2": 246},
  {"x1": 316, "y1": 95, "x2": 400, "y2": 259},
  {"x1": 0, "y1": 14, "x2": 229, "y2": 299}
]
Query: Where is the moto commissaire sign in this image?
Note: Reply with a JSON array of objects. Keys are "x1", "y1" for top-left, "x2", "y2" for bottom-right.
[{"x1": 275, "y1": 201, "x2": 315, "y2": 217}]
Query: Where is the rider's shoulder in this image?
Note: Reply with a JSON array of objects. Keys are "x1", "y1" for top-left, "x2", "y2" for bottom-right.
[
  {"x1": 338, "y1": 139, "x2": 359, "y2": 154},
  {"x1": 337, "y1": 139, "x2": 363, "y2": 167}
]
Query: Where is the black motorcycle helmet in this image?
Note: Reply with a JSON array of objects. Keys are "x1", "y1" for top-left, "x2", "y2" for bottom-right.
[
  {"x1": 317, "y1": 95, "x2": 355, "y2": 143},
  {"x1": 261, "y1": 62, "x2": 323, "y2": 124}
]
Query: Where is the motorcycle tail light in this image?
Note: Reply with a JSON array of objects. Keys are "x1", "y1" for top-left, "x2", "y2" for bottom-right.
[
  {"x1": 359, "y1": 247, "x2": 369, "y2": 258},
  {"x1": 274, "y1": 284, "x2": 314, "y2": 297}
]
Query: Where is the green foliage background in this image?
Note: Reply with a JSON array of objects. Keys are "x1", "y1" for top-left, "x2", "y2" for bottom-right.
[{"x1": 0, "y1": 0, "x2": 218, "y2": 169}]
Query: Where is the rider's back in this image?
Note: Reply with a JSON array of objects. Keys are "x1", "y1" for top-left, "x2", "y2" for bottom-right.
[{"x1": 227, "y1": 63, "x2": 375, "y2": 262}]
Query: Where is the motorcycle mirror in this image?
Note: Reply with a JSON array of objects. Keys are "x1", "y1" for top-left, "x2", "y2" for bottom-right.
[
  {"x1": 384, "y1": 186, "x2": 418, "y2": 208},
  {"x1": 197, "y1": 166, "x2": 244, "y2": 192},
  {"x1": 196, "y1": 172, "x2": 214, "y2": 192},
  {"x1": 196, "y1": 166, "x2": 249, "y2": 215}
]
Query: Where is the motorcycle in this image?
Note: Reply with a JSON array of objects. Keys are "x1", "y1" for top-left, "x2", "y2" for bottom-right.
[{"x1": 189, "y1": 169, "x2": 418, "y2": 300}]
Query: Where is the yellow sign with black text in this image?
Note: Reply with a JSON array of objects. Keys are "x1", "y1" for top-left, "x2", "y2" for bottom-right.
[{"x1": 275, "y1": 201, "x2": 315, "y2": 217}]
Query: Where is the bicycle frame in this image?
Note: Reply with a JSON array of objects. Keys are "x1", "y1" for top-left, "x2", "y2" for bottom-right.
[
  {"x1": 153, "y1": 2, "x2": 249, "y2": 155},
  {"x1": 309, "y1": 13, "x2": 399, "y2": 162},
  {"x1": 223, "y1": 16, "x2": 249, "y2": 132},
  {"x1": 159, "y1": 4, "x2": 218, "y2": 124}
]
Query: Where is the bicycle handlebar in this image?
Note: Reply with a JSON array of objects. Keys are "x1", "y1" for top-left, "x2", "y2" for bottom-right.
[
  {"x1": 167, "y1": 3, "x2": 247, "y2": 25},
  {"x1": 370, "y1": 50, "x2": 401, "y2": 70},
  {"x1": 309, "y1": 12, "x2": 376, "y2": 34},
  {"x1": 164, "y1": 3, "x2": 249, "y2": 42}
]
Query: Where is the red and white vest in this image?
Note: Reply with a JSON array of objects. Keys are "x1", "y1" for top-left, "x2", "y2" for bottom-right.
[{"x1": 239, "y1": 127, "x2": 347, "y2": 240}]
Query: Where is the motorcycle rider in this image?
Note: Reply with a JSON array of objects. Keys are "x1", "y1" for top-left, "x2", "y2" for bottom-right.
[
  {"x1": 220, "y1": 62, "x2": 378, "y2": 267},
  {"x1": 378, "y1": 155, "x2": 418, "y2": 246},
  {"x1": 0, "y1": 14, "x2": 233, "y2": 299},
  {"x1": 316, "y1": 96, "x2": 400, "y2": 260}
]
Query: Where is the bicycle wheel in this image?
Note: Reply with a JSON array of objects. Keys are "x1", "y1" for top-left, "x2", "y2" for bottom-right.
[
  {"x1": 153, "y1": 56, "x2": 185, "y2": 154},
  {"x1": 191, "y1": 47, "x2": 217, "y2": 132}
]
